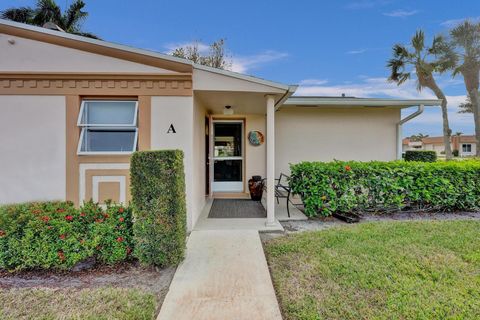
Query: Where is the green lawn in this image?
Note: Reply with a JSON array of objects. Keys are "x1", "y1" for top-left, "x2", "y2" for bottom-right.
[
  {"x1": 0, "y1": 287, "x2": 157, "y2": 320},
  {"x1": 265, "y1": 220, "x2": 480, "y2": 320}
]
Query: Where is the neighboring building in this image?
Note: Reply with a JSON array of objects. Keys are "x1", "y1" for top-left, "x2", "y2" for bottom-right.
[
  {"x1": 0, "y1": 19, "x2": 442, "y2": 230},
  {"x1": 403, "y1": 135, "x2": 477, "y2": 157}
]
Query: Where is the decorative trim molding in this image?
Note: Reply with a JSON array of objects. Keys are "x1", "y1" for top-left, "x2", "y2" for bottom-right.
[{"x1": 0, "y1": 72, "x2": 192, "y2": 96}]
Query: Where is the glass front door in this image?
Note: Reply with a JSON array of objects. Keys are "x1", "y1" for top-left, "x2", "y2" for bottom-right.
[{"x1": 211, "y1": 121, "x2": 243, "y2": 192}]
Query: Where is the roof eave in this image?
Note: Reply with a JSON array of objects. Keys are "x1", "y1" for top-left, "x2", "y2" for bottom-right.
[
  {"x1": 1, "y1": 19, "x2": 292, "y2": 93},
  {"x1": 193, "y1": 63, "x2": 291, "y2": 92},
  {"x1": 0, "y1": 18, "x2": 193, "y2": 67},
  {"x1": 283, "y1": 97, "x2": 443, "y2": 108}
]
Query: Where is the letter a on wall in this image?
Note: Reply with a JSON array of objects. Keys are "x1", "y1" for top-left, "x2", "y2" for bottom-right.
[{"x1": 167, "y1": 124, "x2": 176, "y2": 134}]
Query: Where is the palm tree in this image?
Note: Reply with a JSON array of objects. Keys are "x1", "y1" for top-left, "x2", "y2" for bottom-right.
[
  {"x1": 408, "y1": 133, "x2": 429, "y2": 142},
  {"x1": 387, "y1": 30, "x2": 453, "y2": 159},
  {"x1": 440, "y1": 21, "x2": 480, "y2": 156},
  {"x1": 1, "y1": 0, "x2": 98, "y2": 39}
]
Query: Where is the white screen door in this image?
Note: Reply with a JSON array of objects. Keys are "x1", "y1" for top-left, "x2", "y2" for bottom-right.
[{"x1": 211, "y1": 120, "x2": 244, "y2": 192}]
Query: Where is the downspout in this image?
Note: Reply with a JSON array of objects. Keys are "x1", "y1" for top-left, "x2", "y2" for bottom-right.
[
  {"x1": 275, "y1": 85, "x2": 298, "y2": 110},
  {"x1": 396, "y1": 104, "x2": 425, "y2": 159}
]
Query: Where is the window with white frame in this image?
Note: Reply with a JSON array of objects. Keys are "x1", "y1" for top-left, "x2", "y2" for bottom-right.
[
  {"x1": 77, "y1": 100, "x2": 138, "y2": 155},
  {"x1": 462, "y1": 143, "x2": 472, "y2": 153}
]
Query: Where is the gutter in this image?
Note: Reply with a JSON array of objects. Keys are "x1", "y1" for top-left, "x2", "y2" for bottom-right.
[
  {"x1": 275, "y1": 85, "x2": 298, "y2": 111},
  {"x1": 396, "y1": 104, "x2": 425, "y2": 159}
]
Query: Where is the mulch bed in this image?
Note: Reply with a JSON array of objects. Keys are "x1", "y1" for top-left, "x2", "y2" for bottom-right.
[{"x1": 0, "y1": 261, "x2": 176, "y2": 298}]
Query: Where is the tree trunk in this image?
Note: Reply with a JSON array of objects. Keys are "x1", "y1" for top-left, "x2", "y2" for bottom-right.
[
  {"x1": 422, "y1": 75, "x2": 453, "y2": 160},
  {"x1": 462, "y1": 68, "x2": 480, "y2": 157}
]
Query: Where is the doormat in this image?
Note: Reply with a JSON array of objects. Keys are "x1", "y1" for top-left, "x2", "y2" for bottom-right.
[{"x1": 208, "y1": 199, "x2": 266, "y2": 218}]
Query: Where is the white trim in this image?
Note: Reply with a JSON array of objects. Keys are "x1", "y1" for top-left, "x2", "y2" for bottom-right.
[
  {"x1": 211, "y1": 181, "x2": 244, "y2": 193},
  {"x1": 77, "y1": 127, "x2": 138, "y2": 155},
  {"x1": 92, "y1": 175, "x2": 126, "y2": 203},
  {"x1": 462, "y1": 143, "x2": 473, "y2": 154},
  {"x1": 77, "y1": 100, "x2": 138, "y2": 127},
  {"x1": 266, "y1": 95, "x2": 276, "y2": 226},
  {"x1": 79, "y1": 163, "x2": 130, "y2": 205},
  {"x1": 284, "y1": 97, "x2": 442, "y2": 108},
  {"x1": 211, "y1": 120, "x2": 245, "y2": 193}
]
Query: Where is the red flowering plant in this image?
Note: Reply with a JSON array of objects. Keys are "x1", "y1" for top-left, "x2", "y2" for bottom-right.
[
  {"x1": 0, "y1": 201, "x2": 93, "y2": 270},
  {"x1": 89, "y1": 201, "x2": 134, "y2": 264},
  {"x1": 0, "y1": 200, "x2": 133, "y2": 271}
]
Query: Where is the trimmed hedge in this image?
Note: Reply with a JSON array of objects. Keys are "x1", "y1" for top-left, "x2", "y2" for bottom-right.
[
  {"x1": 405, "y1": 150, "x2": 437, "y2": 162},
  {"x1": 290, "y1": 160, "x2": 480, "y2": 217},
  {"x1": 130, "y1": 150, "x2": 186, "y2": 267},
  {"x1": 0, "y1": 201, "x2": 133, "y2": 271}
]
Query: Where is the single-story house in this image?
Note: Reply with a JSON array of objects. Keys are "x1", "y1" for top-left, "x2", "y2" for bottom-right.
[
  {"x1": 403, "y1": 135, "x2": 477, "y2": 157},
  {"x1": 0, "y1": 19, "x2": 442, "y2": 230}
]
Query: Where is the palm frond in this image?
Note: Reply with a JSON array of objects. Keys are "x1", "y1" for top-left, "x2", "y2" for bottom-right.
[
  {"x1": 450, "y1": 20, "x2": 479, "y2": 49},
  {"x1": 33, "y1": 0, "x2": 62, "y2": 26},
  {"x1": 392, "y1": 44, "x2": 411, "y2": 59},
  {"x1": 64, "y1": 0, "x2": 88, "y2": 31},
  {"x1": 412, "y1": 30, "x2": 425, "y2": 54},
  {"x1": 0, "y1": 7, "x2": 35, "y2": 23},
  {"x1": 387, "y1": 58, "x2": 410, "y2": 84},
  {"x1": 72, "y1": 31, "x2": 100, "y2": 39},
  {"x1": 416, "y1": 79, "x2": 423, "y2": 92}
]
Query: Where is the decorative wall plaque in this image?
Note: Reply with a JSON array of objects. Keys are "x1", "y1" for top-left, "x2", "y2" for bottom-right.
[{"x1": 248, "y1": 130, "x2": 264, "y2": 146}]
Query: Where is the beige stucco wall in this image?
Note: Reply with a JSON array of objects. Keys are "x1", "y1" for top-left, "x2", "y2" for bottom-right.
[
  {"x1": 275, "y1": 107, "x2": 401, "y2": 175},
  {"x1": 424, "y1": 143, "x2": 445, "y2": 154},
  {"x1": 0, "y1": 95, "x2": 66, "y2": 204},
  {"x1": 151, "y1": 96, "x2": 198, "y2": 230},
  {"x1": 192, "y1": 96, "x2": 207, "y2": 226},
  {"x1": 245, "y1": 114, "x2": 266, "y2": 187},
  {"x1": 0, "y1": 34, "x2": 177, "y2": 73}
]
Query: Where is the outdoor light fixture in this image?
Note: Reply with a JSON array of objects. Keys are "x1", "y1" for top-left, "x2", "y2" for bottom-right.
[{"x1": 223, "y1": 105, "x2": 234, "y2": 115}]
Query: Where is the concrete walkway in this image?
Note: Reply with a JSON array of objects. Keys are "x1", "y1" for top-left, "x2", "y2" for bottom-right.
[{"x1": 157, "y1": 230, "x2": 282, "y2": 320}]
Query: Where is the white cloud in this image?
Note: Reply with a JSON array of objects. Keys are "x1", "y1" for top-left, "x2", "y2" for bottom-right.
[
  {"x1": 440, "y1": 16, "x2": 480, "y2": 27},
  {"x1": 230, "y1": 51, "x2": 288, "y2": 73},
  {"x1": 346, "y1": 0, "x2": 392, "y2": 10},
  {"x1": 346, "y1": 49, "x2": 368, "y2": 54},
  {"x1": 163, "y1": 41, "x2": 210, "y2": 54},
  {"x1": 296, "y1": 76, "x2": 435, "y2": 99},
  {"x1": 299, "y1": 79, "x2": 329, "y2": 86},
  {"x1": 383, "y1": 9, "x2": 419, "y2": 18},
  {"x1": 163, "y1": 41, "x2": 287, "y2": 73}
]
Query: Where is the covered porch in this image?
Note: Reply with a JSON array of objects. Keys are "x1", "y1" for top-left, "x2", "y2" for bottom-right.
[{"x1": 192, "y1": 65, "x2": 299, "y2": 229}]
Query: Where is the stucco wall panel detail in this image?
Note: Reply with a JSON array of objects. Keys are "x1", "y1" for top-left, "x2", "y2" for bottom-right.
[{"x1": 0, "y1": 95, "x2": 66, "y2": 204}]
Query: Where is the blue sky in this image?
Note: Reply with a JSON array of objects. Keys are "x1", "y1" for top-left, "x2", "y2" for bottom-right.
[{"x1": 2, "y1": 0, "x2": 479, "y2": 136}]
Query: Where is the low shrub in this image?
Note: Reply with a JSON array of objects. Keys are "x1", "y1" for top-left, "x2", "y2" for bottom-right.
[
  {"x1": 130, "y1": 150, "x2": 186, "y2": 267},
  {"x1": 0, "y1": 201, "x2": 133, "y2": 271},
  {"x1": 405, "y1": 150, "x2": 437, "y2": 162},
  {"x1": 453, "y1": 149, "x2": 459, "y2": 157},
  {"x1": 290, "y1": 160, "x2": 480, "y2": 217}
]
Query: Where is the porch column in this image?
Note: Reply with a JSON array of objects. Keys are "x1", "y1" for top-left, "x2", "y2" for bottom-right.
[{"x1": 266, "y1": 95, "x2": 276, "y2": 226}]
